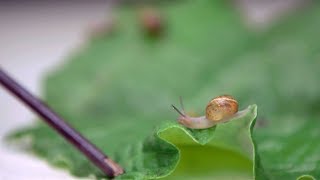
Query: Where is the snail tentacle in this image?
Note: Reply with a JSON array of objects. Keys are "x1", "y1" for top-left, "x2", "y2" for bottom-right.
[
  {"x1": 179, "y1": 96, "x2": 186, "y2": 114},
  {"x1": 171, "y1": 104, "x2": 186, "y2": 117}
]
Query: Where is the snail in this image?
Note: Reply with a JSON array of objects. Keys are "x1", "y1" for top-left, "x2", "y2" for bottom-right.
[
  {"x1": 139, "y1": 7, "x2": 164, "y2": 37},
  {"x1": 172, "y1": 95, "x2": 239, "y2": 129}
]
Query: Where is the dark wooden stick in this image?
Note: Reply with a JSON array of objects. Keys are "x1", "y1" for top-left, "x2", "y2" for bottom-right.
[{"x1": 0, "y1": 67, "x2": 124, "y2": 178}]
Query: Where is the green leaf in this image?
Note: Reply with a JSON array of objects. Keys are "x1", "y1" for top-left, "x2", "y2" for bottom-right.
[
  {"x1": 113, "y1": 105, "x2": 258, "y2": 179},
  {"x1": 237, "y1": 6, "x2": 320, "y2": 180},
  {"x1": 9, "y1": 2, "x2": 258, "y2": 179},
  {"x1": 8, "y1": 0, "x2": 320, "y2": 179}
]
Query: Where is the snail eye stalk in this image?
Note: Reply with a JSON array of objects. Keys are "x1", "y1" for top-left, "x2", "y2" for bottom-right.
[
  {"x1": 179, "y1": 96, "x2": 185, "y2": 114},
  {"x1": 171, "y1": 104, "x2": 186, "y2": 117}
]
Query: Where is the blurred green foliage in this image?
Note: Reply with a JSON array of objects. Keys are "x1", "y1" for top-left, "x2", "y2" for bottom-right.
[{"x1": 10, "y1": 0, "x2": 320, "y2": 179}]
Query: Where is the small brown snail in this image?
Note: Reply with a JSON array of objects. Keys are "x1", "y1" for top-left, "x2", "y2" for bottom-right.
[
  {"x1": 139, "y1": 7, "x2": 163, "y2": 37},
  {"x1": 172, "y1": 95, "x2": 239, "y2": 129}
]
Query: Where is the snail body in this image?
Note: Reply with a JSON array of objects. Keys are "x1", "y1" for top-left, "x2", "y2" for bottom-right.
[{"x1": 172, "y1": 95, "x2": 239, "y2": 129}]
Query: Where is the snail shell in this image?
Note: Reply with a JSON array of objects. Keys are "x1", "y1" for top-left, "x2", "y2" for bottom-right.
[{"x1": 205, "y1": 95, "x2": 238, "y2": 121}]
